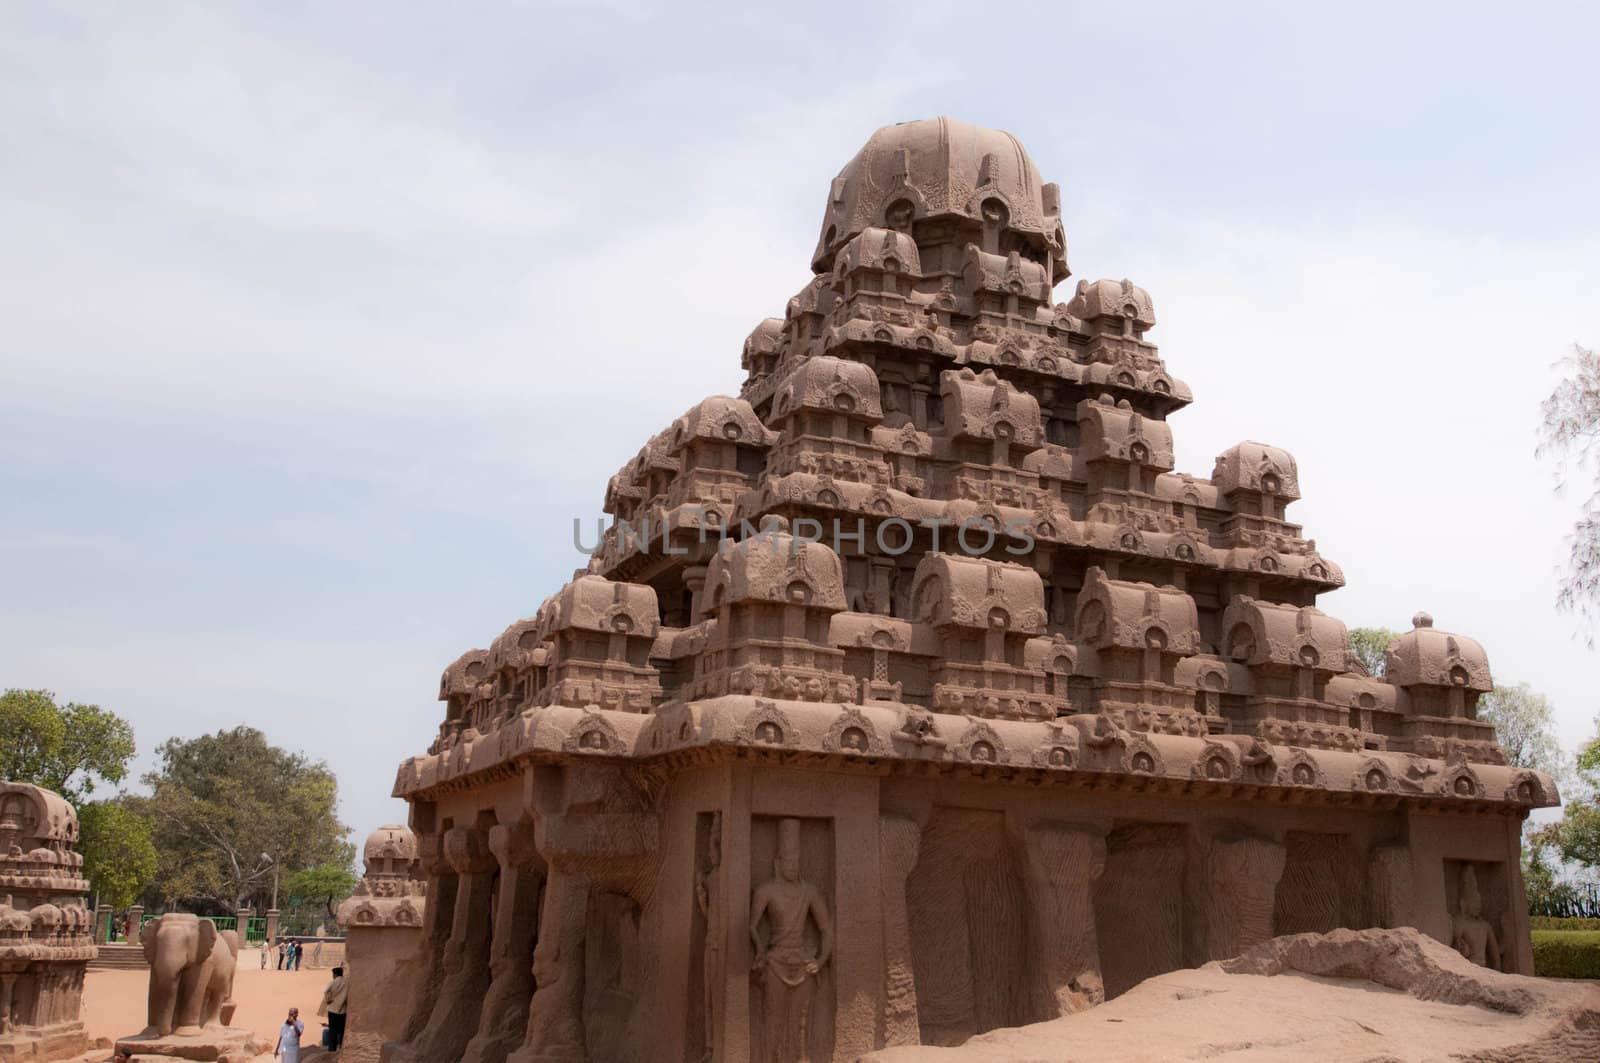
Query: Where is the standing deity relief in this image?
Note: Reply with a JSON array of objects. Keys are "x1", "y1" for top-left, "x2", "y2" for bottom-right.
[{"x1": 750, "y1": 819, "x2": 833, "y2": 1063}]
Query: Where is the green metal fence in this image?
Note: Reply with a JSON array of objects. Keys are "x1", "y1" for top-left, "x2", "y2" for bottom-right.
[
  {"x1": 136, "y1": 913, "x2": 239, "y2": 933},
  {"x1": 124, "y1": 912, "x2": 311, "y2": 944}
]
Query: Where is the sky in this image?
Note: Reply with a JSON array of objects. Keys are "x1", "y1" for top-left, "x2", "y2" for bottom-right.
[{"x1": 2, "y1": 2, "x2": 1598, "y2": 842}]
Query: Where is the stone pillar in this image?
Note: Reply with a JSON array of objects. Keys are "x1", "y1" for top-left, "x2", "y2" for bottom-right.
[
  {"x1": 461, "y1": 819, "x2": 545, "y2": 1063},
  {"x1": 1195, "y1": 833, "x2": 1285, "y2": 961},
  {"x1": 1501, "y1": 814, "x2": 1536, "y2": 975},
  {"x1": 0, "y1": 971, "x2": 15, "y2": 1034},
  {"x1": 94, "y1": 904, "x2": 111, "y2": 945},
  {"x1": 409, "y1": 825, "x2": 497, "y2": 1062},
  {"x1": 264, "y1": 908, "x2": 279, "y2": 945},
  {"x1": 1367, "y1": 843, "x2": 1415, "y2": 931},
  {"x1": 685, "y1": 565, "x2": 710, "y2": 623},
  {"x1": 392, "y1": 832, "x2": 458, "y2": 1050},
  {"x1": 1021, "y1": 822, "x2": 1107, "y2": 1016},
  {"x1": 869, "y1": 560, "x2": 896, "y2": 616},
  {"x1": 128, "y1": 904, "x2": 145, "y2": 941},
  {"x1": 878, "y1": 814, "x2": 921, "y2": 1046},
  {"x1": 237, "y1": 907, "x2": 253, "y2": 945},
  {"x1": 911, "y1": 382, "x2": 933, "y2": 429},
  {"x1": 508, "y1": 866, "x2": 590, "y2": 1063}
]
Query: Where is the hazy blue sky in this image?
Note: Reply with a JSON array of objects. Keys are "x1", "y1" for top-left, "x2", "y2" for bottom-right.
[{"x1": 3, "y1": 3, "x2": 1598, "y2": 838}]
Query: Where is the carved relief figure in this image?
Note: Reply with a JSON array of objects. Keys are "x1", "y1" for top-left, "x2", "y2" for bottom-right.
[
  {"x1": 750, "y1": 819, "x2": 833, "y2": 1063},
  {"x1": 1451, "y1": 866, "x2": 1502, "y2": 970},
  {"x1": 695, "y1": 813, "x2": 723, "y2": 1062}
]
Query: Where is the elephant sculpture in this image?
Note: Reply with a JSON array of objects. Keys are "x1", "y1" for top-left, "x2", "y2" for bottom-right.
[{"x1": 139, "y1": 913, "x2": 240, "y2": 1036}]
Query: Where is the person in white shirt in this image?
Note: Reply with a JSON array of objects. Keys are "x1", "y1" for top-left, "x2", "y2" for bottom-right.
[{"x1": 274, "y1": 1006, "x2": 304, "y2": 1062}]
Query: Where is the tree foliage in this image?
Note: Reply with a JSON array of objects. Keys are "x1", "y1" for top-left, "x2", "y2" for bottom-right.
[
  {"x1": 1347, "y1": 628, "x2": 1398, "y2": 677},
  {"x1": 78, "y1": 799, "x2": 158, "y2": 910},
  {"x1": 0, "y1": 688, "x2": 136, "y2": 801},
  {"x1": 1478, "y1": 683, "x2": 1563, "y2": 775},
  {"x1": 1538, "y1": 718, "x2": 1600, "y2": 877},
  {"x1": 142, "y1": 727, "x2": 352, "y2": 913},
  {"x1": 1539, "y1": 343, "x2": 1600, "y2": 630},
  {"x1": 286, "y1": 862, "x2": 359, "y2": 920}
]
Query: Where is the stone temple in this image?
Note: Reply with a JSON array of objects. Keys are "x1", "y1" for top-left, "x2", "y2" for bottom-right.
[
  {"x1": 0, "y1": 783, "x2": 91, "y2": 1063},
  {"x1": 382, "y1": 117, "x2": 1559, "y2": 1063}
]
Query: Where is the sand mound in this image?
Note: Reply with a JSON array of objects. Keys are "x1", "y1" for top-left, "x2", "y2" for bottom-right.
[{"x1": 866, "y1": 928, "x2": 1600, "y2": 1063}]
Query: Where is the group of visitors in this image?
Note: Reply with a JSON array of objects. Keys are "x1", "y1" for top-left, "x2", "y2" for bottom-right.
[
  {"x1": 266, "y1": 937, "x2": 305, "y2": 970},
  {"x1": 271, "y1": 967, "x2": 348, "y2": 1060}
]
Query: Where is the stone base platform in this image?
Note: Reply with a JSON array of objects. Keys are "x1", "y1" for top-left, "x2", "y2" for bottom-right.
[
  {"x1": 111, "y1": 1027, "x2": 259, "y2": 1063},
  {"x1": 0, "y1": 1022, "x2": 91, "y2": 1062}
]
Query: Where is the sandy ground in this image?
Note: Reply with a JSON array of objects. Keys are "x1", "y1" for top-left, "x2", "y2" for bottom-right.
[
  {"x1": 871, "y1": 968, "x2": 1533, "y2": 1062},
  {"x1": 867, "y1": 929, "x2": 1600, "y2": 1063},
  {"x1": 79, "y1": 946, "x2": 338, "y2": 1060}
]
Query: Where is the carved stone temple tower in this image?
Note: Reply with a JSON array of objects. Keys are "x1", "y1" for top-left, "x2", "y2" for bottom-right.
[
  {"x1": 338, "y1": 825, "x2": 428, "y2": 1061},
  {"x1": 0, "y1": 783, "x2": 92, "y2": 1063},
  {"x1": 383, "y1": 117, "x2": 1558, "y2": 1063}
]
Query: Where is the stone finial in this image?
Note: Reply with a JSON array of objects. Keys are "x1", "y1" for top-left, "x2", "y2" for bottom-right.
[{"x1": 1413, "y1": 611, "x2": 1434, "y2": 629}]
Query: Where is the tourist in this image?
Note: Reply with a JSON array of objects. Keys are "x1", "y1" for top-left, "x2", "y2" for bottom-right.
[
  {"x1": 260, "y1": 937, "x2": 270, "y2": 969},
  {"x1": 291, "y1": 939, "x2": 303, "y2": 970},
  {"x1": 274, "y1": 1006, "x2": 304, "y2": 1062},
  {"x1": 277, "y1": 939, "x2": 287, "y2": 970},
  {"x1": 317, "y1": 965, "x2": 348, "y2": 1051}
]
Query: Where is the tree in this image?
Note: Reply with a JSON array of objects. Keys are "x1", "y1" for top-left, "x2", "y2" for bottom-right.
[
  {"x1": 1347, "y1": 628, "x2": 1398, "y2": 677},
  {"x1": 1477, "y1": 683, "x2": 1562, "y2": 775},
  {"x1": 0, "y1": 688, "x2": 136, "y2": 801},
  {"x1": 286, "y1": 862, "x2": 359, "y2": 921},
  {"x1": 1539, "y1": 343, "x2": 1600, "y2": 630},
  {"x1": 77, "y1": 799, "x2": 158, "y2": 910},
  {"x1": 143, "y1": 727, "x2": 352, "y2": 914},
  {"x1": 1544, "y1": 718, "x2": 1600, "y2": 876}
]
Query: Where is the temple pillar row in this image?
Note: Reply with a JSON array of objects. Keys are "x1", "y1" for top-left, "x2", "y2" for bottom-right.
[
  {"x1": 416, "y1": 825, "x2": 498, "y2": 1061},
  {"x1": 461, "y1": 819, "x2": 545, "y2": 1063},
  {"x1": 507, "y1": 866, "x2": 590, "y2": 1063},
  {"x1": 389, "y1": 832, "x2": 456, "y2": 1053}
]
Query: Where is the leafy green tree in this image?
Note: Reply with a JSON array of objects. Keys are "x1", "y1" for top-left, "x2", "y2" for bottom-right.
[
  {"x1": 1347, "y1": 628, "x2": 1398, "y2": 677},
  {"x1": 286, "y1": 862, "x2": 359, "y2": 920},
  {"x1": 0, "y1": 688, "x2": 136, "y2": 801},
  {"x1": 1524, "y1": 828, "x2": 1564, "y2": 914},
  {"x1": 1478, "y1": 683, "x2": 1563, "y2": 775},
  {"x1": 1537, "y1": 718, "x2": 1600, "y2": 884},
  {"x1": 143, "y1": 727, "x2": 352, "y2": 913},
  {"x1": 78, "y1": 799, "x2": 158, "y2": 910}
]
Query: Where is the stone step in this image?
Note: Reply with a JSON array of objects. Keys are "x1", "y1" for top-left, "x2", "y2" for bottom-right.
[{"x1": 88, "y1": 943, "x2": 148, "y2": 970}]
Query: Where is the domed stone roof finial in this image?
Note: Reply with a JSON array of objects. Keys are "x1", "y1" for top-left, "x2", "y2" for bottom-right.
[
  {"x1": 1412, "y1": 611, "x2": 1433, "y2": 629},
  {"x1": 812, "y1": 117, "x2": 1067, "y2": 282}
]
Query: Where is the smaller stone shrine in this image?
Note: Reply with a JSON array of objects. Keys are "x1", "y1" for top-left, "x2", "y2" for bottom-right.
[
  {"x1": 113, "y1": 913, "x2": 255, "y2": 1063},
  {"x1": 0, "y1": 782, "x2": 92, "y2": 1063},
  {"x1": 338, "y1": 825, "x2": 428, "y2": 1063}
]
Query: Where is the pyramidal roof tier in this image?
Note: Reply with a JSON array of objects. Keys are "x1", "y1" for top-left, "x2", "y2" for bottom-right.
[{"x1": 399, "y1": 117, "x2": 1555, "y2": 818}]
